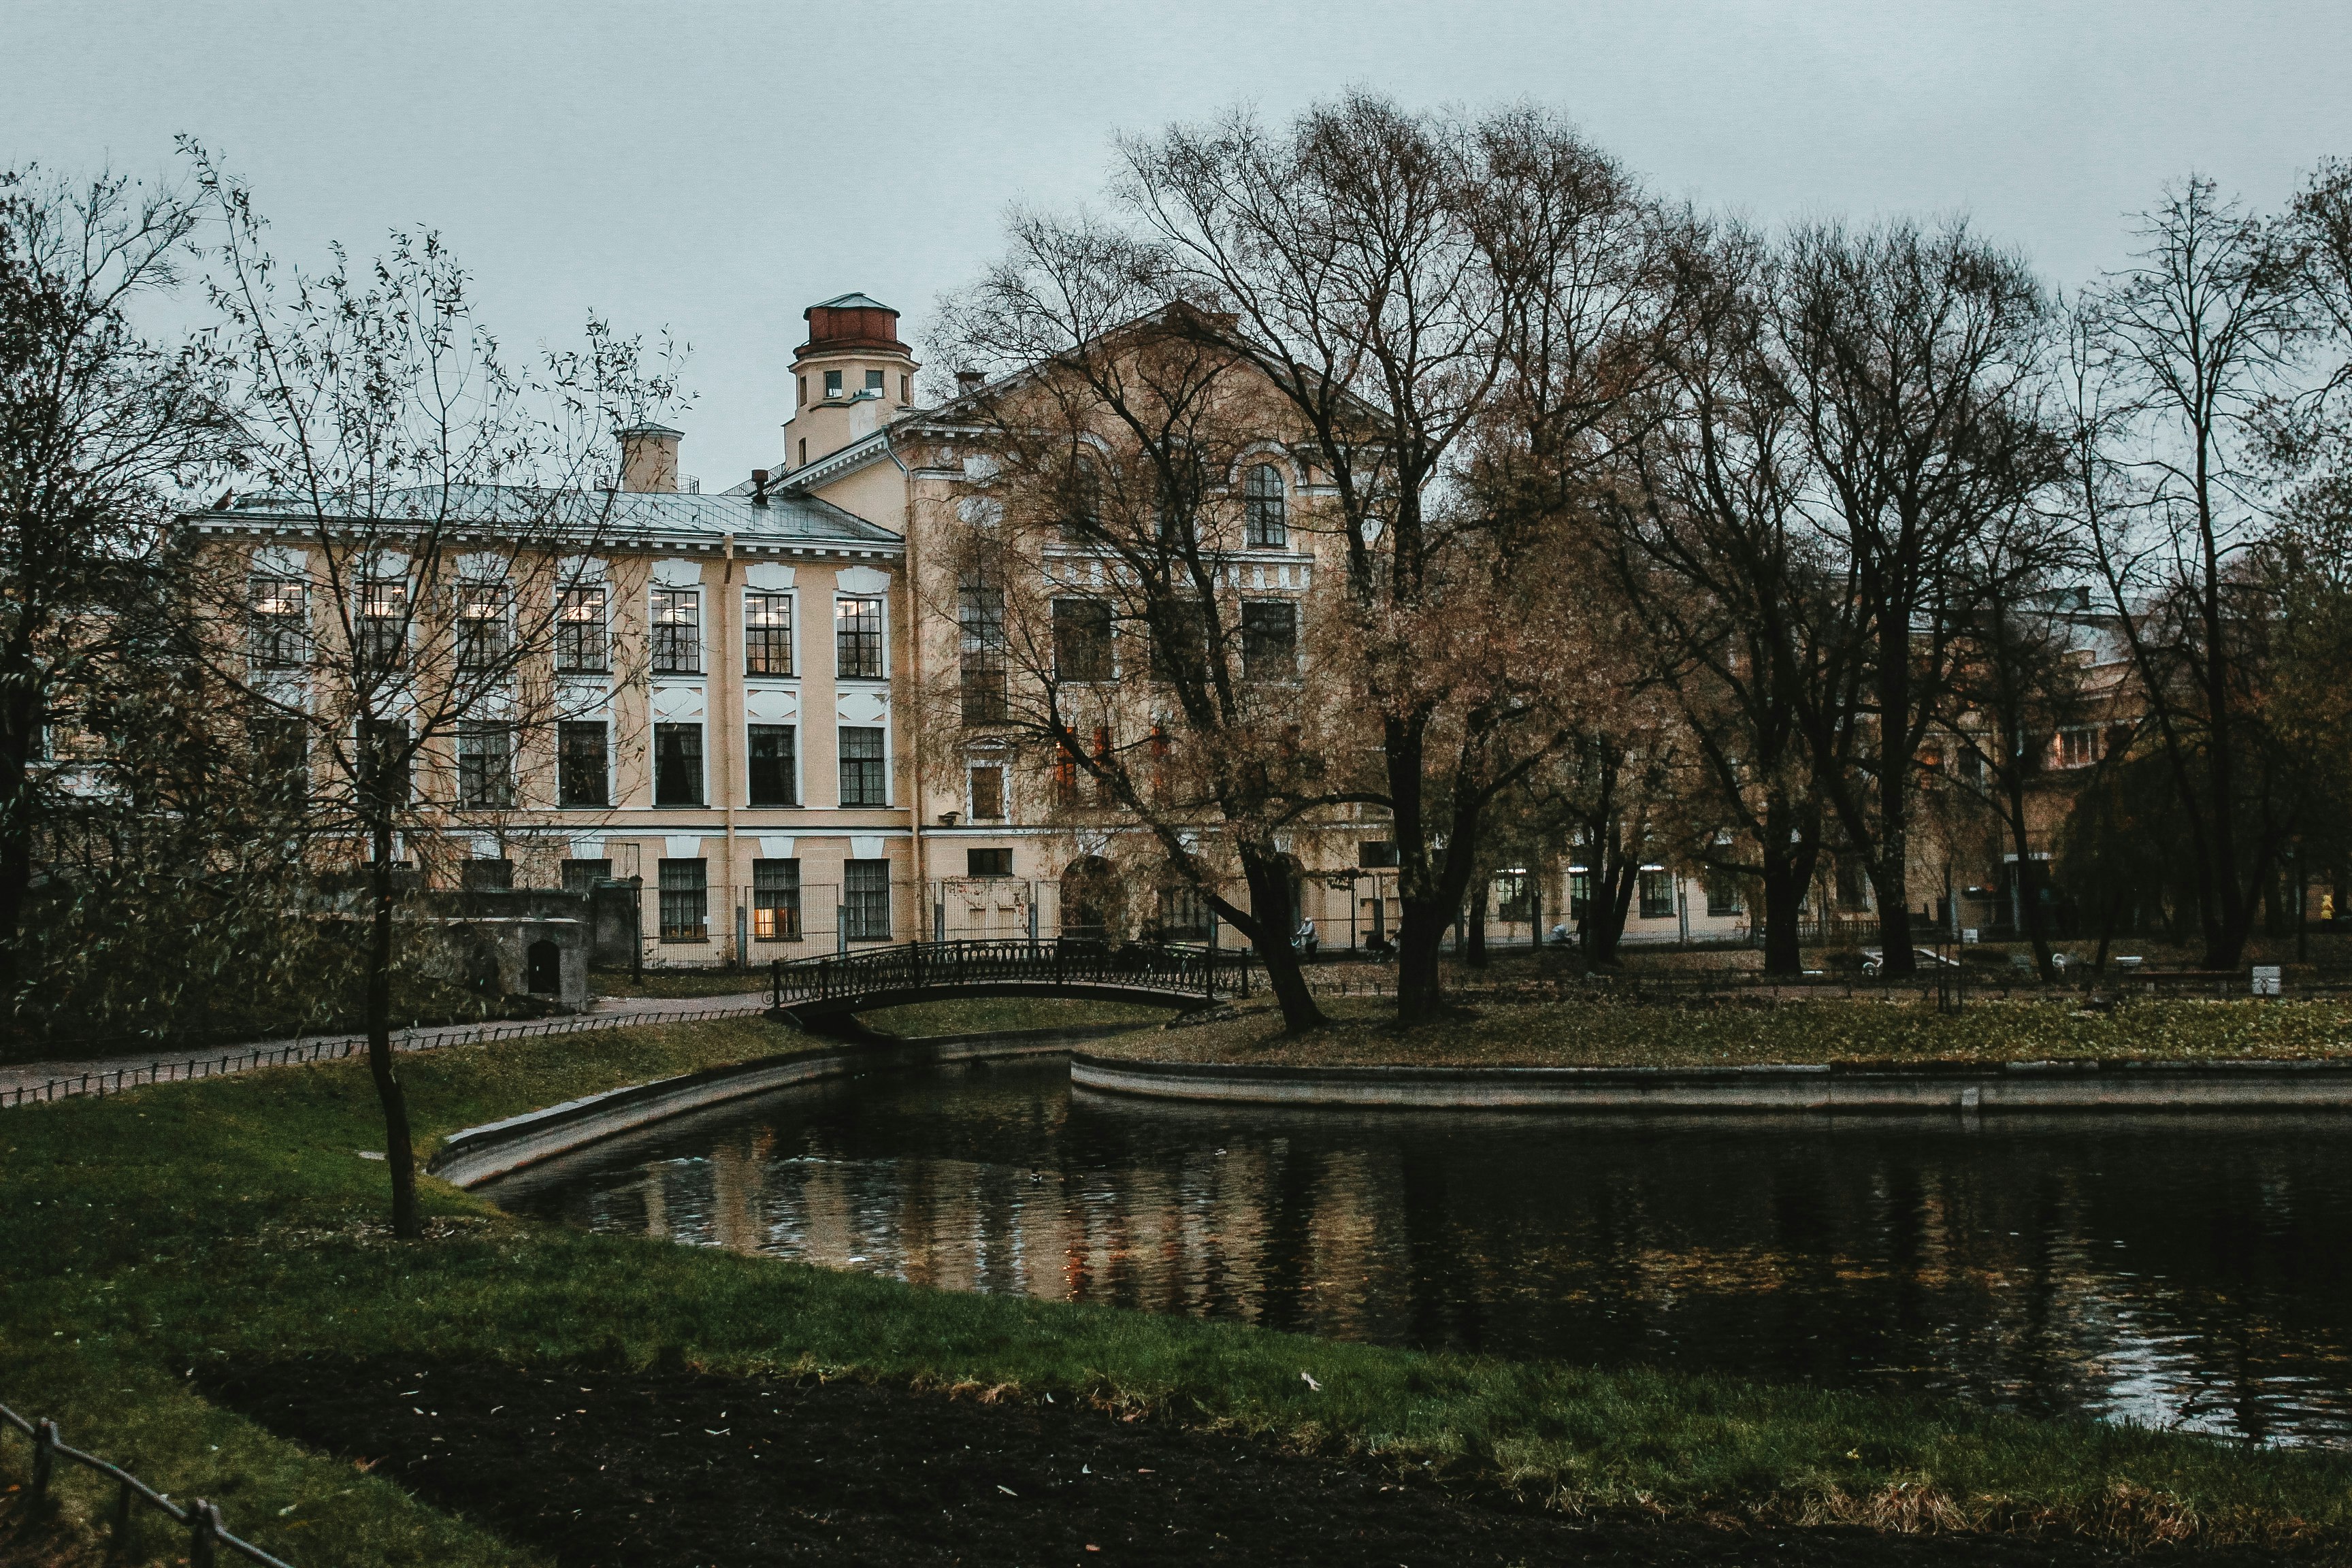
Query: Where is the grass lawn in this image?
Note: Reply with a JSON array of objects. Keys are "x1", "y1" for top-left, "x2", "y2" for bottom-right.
[
  {"x1": 1103, "y1": 992, "x2": 2352, "y2": 1069},
  {"x1": 856, "y1": 995, "x2": 1176, "y2": 1038},
  {"x1": 587, "y1": 968, "x2": 772, "y2": 999},
  {"x1": 3, "y1": 1017, "x2": 2351, "y2": 1564}
]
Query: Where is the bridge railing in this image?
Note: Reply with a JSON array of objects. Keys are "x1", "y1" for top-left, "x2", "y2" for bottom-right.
[{"x1": 769, "y1": 938, "x2": 1243, "y2": 1009}]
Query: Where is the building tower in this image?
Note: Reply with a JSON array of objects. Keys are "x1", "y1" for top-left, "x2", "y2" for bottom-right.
[{"x1": 781, "y1": 293, "x2": 917, "y2": 474}]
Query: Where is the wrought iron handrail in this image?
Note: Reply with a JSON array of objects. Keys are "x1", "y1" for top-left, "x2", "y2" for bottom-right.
[
  {"x1": 770, "y1": 938, "x2": 1246, "y2": 1009},
  {"x1": 1, "y1": 1402, "x2": 295, "y2": 1566}
]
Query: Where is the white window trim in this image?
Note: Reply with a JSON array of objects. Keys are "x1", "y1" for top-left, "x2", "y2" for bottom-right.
[
  {"x1": 742, "y1": 585, "x2": 798, "y2": 681},
  {"x1": 651, "y1": 717, "x2": 710, "y2": 810},
  {"x1": 649, "y1": 583, "x2": 705, "y2": 679},
  {"x1": 744, "y1": 719, "x2": 804, "y2": 810},
  {"x1": 833, "y1": 591, "x2": 889, "y2": 682},
  {"x1": 836, "y1": 719, "x2": 892, "y2": 810}
]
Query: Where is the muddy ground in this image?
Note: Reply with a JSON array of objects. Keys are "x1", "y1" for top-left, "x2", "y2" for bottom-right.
[{"x1": 199, "y1": 1357, "x2": 2296, "y2": 1567}]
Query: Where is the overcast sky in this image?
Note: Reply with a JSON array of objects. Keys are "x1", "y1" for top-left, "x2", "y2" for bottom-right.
[{"x1": 8, "y1": 1, "x2": 2349, "y2": 487}]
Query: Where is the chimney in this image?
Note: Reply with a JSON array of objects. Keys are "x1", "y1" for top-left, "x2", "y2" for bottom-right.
[
  {"x1": 751, "y1": 468, "x2": 770, "y2": 506},
  {"x1": 617, "y1": 424, "x2": 683, "y2": 493},
  {"x1": 956, "y1": 370, "x2": 985, "y2": 398}
]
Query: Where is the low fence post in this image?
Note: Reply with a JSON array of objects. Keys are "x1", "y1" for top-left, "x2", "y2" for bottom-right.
[
  {"x1": 189, "y1": 1497, "x2": 220, "y2": 1567},
  {"x1": 31, "y1": 1418, "x2": 56, "y2": 1501}
]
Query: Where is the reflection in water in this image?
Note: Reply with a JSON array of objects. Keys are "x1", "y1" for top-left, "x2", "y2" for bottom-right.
[{"x1": 485, "y1": 1062, "x2": 2352, "y2": 1447}]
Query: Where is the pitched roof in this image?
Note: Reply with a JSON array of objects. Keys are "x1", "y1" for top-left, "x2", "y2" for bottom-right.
[
  {"x1": 810, "y1": 293, "x2": 892, "y2": 312},
  {"x1": 185, "y1": 483, "x2": 902, "y2": 553}
]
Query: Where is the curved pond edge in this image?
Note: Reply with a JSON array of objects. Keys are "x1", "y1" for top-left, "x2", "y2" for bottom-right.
[
  {"x1": 428, "y1": 1026, "x2": 1123, "y2": 1187},
  {"x1": 1069, "y1": 1052, "x2": 2352, "y2": 1113}
]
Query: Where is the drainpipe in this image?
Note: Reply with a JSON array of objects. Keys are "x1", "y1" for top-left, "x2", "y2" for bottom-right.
[
  {"x1": 721, "y1": 532, "x2": 738, "y2": 966},
  {"x1": 881, "y1": 429, "x2": 928, "y2": 943}
]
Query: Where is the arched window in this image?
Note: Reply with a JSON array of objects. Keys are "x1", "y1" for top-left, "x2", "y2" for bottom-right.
[{"x1": 1243, "y1": 463, "x2": 1287, "y2": 549}]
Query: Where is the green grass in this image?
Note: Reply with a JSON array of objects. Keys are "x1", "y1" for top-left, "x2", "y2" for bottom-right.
[
  {"x1": 1110, "y1": 992, "x2": 2352, "y2": 1068},
  {"x1": 588, "y1": 968, "x2": 772, "y2": 999},
  {"x1": 856, "y1": 996, "x2": 1174, "y2": 1038},
  {"x1": 4, "y1": 1018, "x2": 2351, "y2": 1563}
]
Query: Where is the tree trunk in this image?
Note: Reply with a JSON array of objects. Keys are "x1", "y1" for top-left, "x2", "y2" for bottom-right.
[
  {"x1": 1756, "y1": 797, "x2": 1817, "y2": 978},
  {"x1": 2002, "y1": 778, "x2": 2055, "y2": 983},
  {"x1": 1871, "y1": 835, "x2": 1915, "y2": 979},
  {"x1": 367, "y1": 821, "x2": 421, "y2": 1240},
  {"x1": 1394, "y1": 894, "x2": 1448, "y2": 1017},
  {"x1": 0, "y1": 683, "x2": 37, "y2": 1054},
  {"x1": 1235, "y1": 845, "x2": 1325, "y2": 1034},
  {"x1": 1466, "y1": 879, "x2": 1489, "y2": 968}
]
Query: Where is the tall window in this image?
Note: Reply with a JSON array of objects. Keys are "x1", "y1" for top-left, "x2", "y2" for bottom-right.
[
  {"x1": 843, "y1": 858, "x2": 890, "y2": 941},
  {"x1": 835, "y1": 596, "x2": 884, "y2": 679},
  {"x1": 454, "y1": 581, "x2": 509, "y2": 670},
  {"x1": 654, "y1": 722, "x2": 704, "y2": 806},
  {"x1": 748, "y1": 723, "x2": 797, "y2": 806},
  {"x1": 559, "y1": 721, "x2": 608, "y2": 807},
  {"x1": 250, "y1": 715, "x2": 308, "y2": 808},
  {"x1": 658, "y1": 858, "x2": 708, "y2": 941},
  {"x1": 1243, "y1": 463, "x2": 1288, "y2": 548},
  {"x1": 1639, "y1": 870, "x2": 1676, "y2": 920},
  {"x1": 457, "y1": 723, "x2": 512, "y2": 808},
  {"x1": 1494, "y1": 870, "x2": 1534, "y2": 924},
  {"x1": 745, "y1": 591, "x2": 794, "y2": 676},
  {"x1": 1149, "y1": 600, "x2": 1205, "y2": 682},
  {"x1": 753, "y1": 858, "x2": 801, "y2": 940},
  {"x1": 1240, "y1": 600, "x2": 1298, "y2": 681},
  {"x1": 247, "y1": 576, "x2": 308, "y2": 668},
  {"x1": 1061, "y1": 458, "x2": 1102, "y2": 544},
  {"x1": 1569, "y1": 870, "x2": 1590, "y2": 919},
  {"x1": 958, "y1": 574, "x2": 1007, "y2": 723},
  {"x1": 359, "y1": 719, "x2": 410, "y2": 812},
  {"x1": 1157, "y1": 883, "x2": 1211, "y2": 941},
  {"x1": 1052, "y1": 598, "x2": 1114, "y2": 683},
  {"x1": 356, "y1": 578, "x2": 408, "y2": 670},
  {"x1": 1705, "y1": 870, "x2": 1746, "y2": 917},
  {"x1": 556, "y1": 586, "x2": 608, "y2": 673},
  {"x1": 968, "y1": 763, "x2": 1004, "y2": 820},
  {"x1": 651, "y1": 588, "x2": 701, "y2": 675},
  {"x1": 838, "y1": 725, "x2": 886, "y2": 806}
]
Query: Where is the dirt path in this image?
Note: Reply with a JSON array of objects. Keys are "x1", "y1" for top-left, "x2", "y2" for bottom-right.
[{"x1": 200, "y1": 1357, "x2": 2287, "y2": 1567}]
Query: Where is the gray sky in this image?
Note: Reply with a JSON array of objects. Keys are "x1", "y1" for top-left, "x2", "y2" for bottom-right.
[{"x1": 9, "y1": 1, "x2": 2349, "y2": 487}]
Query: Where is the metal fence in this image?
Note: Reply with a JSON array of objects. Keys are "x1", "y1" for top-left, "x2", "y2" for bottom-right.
[
  {"x1": 1, "y1": 1000, "x2": 766, "y2": 1110},
  {"x1": 1, "y1": 1401, "x2": 293, "y2": 1566},
  {"x1": 771, "y1": 938, "x2": 1245, "y2": 1009}
]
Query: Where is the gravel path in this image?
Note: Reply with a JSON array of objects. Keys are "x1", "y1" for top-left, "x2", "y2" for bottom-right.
[{"x1": 0, "y1": 991, "x2": 773, "y2": 1106}]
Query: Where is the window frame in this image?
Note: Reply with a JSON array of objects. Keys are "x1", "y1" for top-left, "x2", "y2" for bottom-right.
[
  {"x1": 555, "y1": 584, "x2": 610, "y2": 674},
  {"x1": 455, "y1": 721, "x2": 514, "y2": 809},
  {"x1": 355, "y1": 576, "x2": 410, "y2": 671},
  {"x1": 834, "y1": 594, "x2": 887, "y2": 681},
  {"x1": 1051, "y1": 596, "x2": 1115, "y2": 684},
  {"x1": 1638, "y1": 869, "x2": 1676, "y2": 921},
  {"x1": 657, "y1": 858, "x2": 709, "y2": 942},
  {"x1": 1239, "y1": 598, "x2": 1299, "y2": 683},
  {"x1": 453, "y1": 579, "x2": 512, "y2": 672},
  {"x1": 650, "y1": 586, "x2": 703, "y2": 676},
  {"x1": 958, "y1": 574, "x2": 1008, "y2": 722},
  {"x1": 843, "y1": 857, "x2": 892, "y2": 941},
  {"x1": 743, "y1": 589, "x2": 796, "y2": 677},
  {"x1": 558, "y1": 719, "x2": 610, "y2": 808},
  {"x1": 967, "y1": 762, "x2": 1006, "y2": 821},
  {"x1": 752, "y1": 858, "x2": 802, "y2": 941},
  {"x1": 837, "y1": 724, "x2": 888, "y2": 807},
  {"x1": 246, "y1": 576, "x2": 310, "y2": 669},
  {"x1": 747, "y1": 722, "x2": 799, "y2": 807},
  {"x1": 653, "y1": 721, "x2": 706, "y2": 807},
  {"x1": 1243, "y1": 462, "x2": 1288, "y2": 549}
]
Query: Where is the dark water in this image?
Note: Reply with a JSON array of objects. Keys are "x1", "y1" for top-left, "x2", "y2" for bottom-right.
[{"x1": 486, "y1": 1060, "x2": 2352, "y2": 1447}]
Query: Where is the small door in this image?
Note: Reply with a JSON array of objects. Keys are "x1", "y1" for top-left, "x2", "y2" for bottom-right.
[{"x1": 527, "y1": 938, "x2": 562, "y2": 995}]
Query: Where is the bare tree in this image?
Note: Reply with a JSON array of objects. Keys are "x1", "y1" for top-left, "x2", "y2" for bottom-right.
[
  {"x1": 1765, "y1": 218, "x2": 2058, "y2": 977},
  {"x1": 933, "y1": 224, "x2": 1364, "y2": 1031},
  {"x1": 183, "y1": 150, "x2": 672, "y2": 1236},
  {"x1": 2079, "y1": 179, "x2": 2309, "y2": 969},
  {"x1": 0, "y1": 165, "x2": 238, "y2": 1051},
  {"x1": 1115, "y1": 95, "x2": 1668, "y2": 1018}
]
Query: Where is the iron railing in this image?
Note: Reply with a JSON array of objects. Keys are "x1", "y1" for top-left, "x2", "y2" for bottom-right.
[
  {"x1": 771, "y1": 938, "x2": 1246, "y2": 1009},
  {"x1": 1, "y1": 1401, "x2": 295, "y2": 1566},
  {"x1": 1, "y1": 998, "x2": 770, "y2": 1110}
]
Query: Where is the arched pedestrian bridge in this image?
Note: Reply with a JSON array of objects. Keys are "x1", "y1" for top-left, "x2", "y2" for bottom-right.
[{"x1": 768, "y1": 938, "x2": 1245, "y2": 1035}]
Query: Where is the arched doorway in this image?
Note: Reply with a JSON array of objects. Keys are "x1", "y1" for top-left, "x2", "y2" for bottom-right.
[
  {"x1": 527, "y1": 938, "x2": 562, "y2": 995},
  {"x1": 1060, "y1": 855, "x2": 1123, "y2": 943}
]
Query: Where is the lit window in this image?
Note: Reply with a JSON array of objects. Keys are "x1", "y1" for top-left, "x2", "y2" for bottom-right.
[
  {"x1": 651, "y1": 588, "x2": 701, "y2": 675},
  {"x1": 454, "y1": 581, "x2": 509, "y2": 670},
  {"x1": 556, "y1": 586, "x2": 608, "y2": 672},
  {"x1": 745, "y1": 591, "x2": 794, "y2": 676},
  {"x1": 356, "y1": 578, "x2": 408, "y2": 670},
  {"x1": 835, "y1": 596, "x2": 885, "y2": 679},
  {"x1": 753, "y1": 859, "x2": 801, "y2": 940},
  {"x1": 247, "y1": 576, "x2": 309, "y2": 668}
]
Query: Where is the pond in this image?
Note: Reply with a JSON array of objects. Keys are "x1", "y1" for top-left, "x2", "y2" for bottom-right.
[{"x1": 484, "y1": 1058, "x2": 2352, "y2": 1448}]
